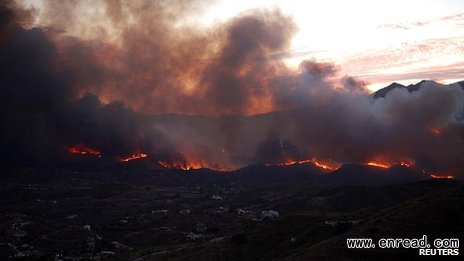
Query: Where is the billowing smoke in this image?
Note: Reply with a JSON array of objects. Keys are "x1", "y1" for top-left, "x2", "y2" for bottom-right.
[
  {"x1": 38, "y1": 0, "x2": 297, "y2": 116},
  {"x1": 1, "y1": 1, "x2": 463, "y2": 177}
]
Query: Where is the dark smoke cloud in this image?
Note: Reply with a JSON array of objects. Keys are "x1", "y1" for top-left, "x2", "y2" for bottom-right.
[
  {"x1": 200, "y1": 9, "x2": 296, "y2": 114},
  {"x1": 38, "y1": 0, "x2": 299, "y2": 116},
  {"x1": 341, "y1": 75, "x2": 369, "y2": 93},
  {"x1": 1, "y1": 1, "x2": 463, "y2": 177},
  {"x1": 0, "y1": 1, "x2": 72, "y2": 164},
  {"x1": 0, "y1": 1, "x2": 154, "y2": 164}
]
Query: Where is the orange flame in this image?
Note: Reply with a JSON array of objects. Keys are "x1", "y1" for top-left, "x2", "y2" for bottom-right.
[
  {"x1": 157, "y1": 160, "x2": 170, "y2": 168},
  {"x1": 430, "y1": 174, "x2": 454, "y2": 179},
  {"x1": 310, "y1": 159, "x2": 339, "y2": 170},
  {"x1": 69, "y1": 145, "x2": 101, "y2": 157},
  {"x1": 272, "y1": 159, "x2": 313, "y2": 166},
  {"x1": 399, "y1": 161, "x2": 412, "y2": 167},
  {"x1": 120, "y1": 153, "x2": 148, "y2": 162},
  {"x1": 367, "y1": 162, "x2": 389, "y2": 168},
  {"x1": 158, "y1": 160, "x2": 206, "y2": 170},
  {"x1": 366, "y1": 159, "x2": 414, "y2": 169},
  {"x1": 266, "y1": 158, "x2": 339, "y2": 171}
]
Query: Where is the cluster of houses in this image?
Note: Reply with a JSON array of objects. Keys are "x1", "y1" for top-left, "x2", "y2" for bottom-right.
[
  {"x1": 324, "y1": 219, "x2": 361, "y2": 227},
  {"x1": 184, "y1": 208, "x2": 281, "y2": 241}
]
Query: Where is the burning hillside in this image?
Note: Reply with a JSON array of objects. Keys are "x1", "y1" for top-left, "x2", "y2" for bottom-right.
[
  {"x1": 120, "y1": 153, "x2": 147, "y2": 162},
  {"x1": 69, "y1": 145, "x2": 102, "y2": 158},
  {"x1": 0, "y1": 1, "x2": 463, "y2": 178}
]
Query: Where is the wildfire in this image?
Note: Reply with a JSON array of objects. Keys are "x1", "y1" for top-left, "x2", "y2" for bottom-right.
[
  {"x1": 428, "y1": 127, "x2": 442, "y2": 136},
  {"x1": 275, "y1": 159, "x2": 313, "y2": 166},
  {"x1": 158, "y1": 160, "x2": 170, "y2": 169},
  {"x1": 69, "y1": 145, "x2": 101, "y2": 157},
  {"x1": 367, "y1": 162, "x2": 389, "y2": 168},
  {"x1": 312, "y1": 160, "x2": 331, "y2": 170},
  {"x1": 310, "y1": 159, "x2": 339, "y2": 170},
  {"x1": 366, "y1": 159, "x2": 414, "y2": 169},
  {"x1": 120, "y1": 153, "x2": 148, "y2": 162},
  {"x1": 430, "y1": 174, "x2": 454, "y2": 179},
  {"x1": 399, "y1": 161, "x2": 412, "y2": 167},
  {"x1": 266, "y1": 158, "x2": 339, "y2": 171},
  {"x1": 158, "y1": 160, "x2": 205, "y2": 170}
]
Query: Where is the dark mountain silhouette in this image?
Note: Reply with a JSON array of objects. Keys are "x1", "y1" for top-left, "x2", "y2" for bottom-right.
[
  {"x1": 372, "y1": 79, "x2": 464, "y2": 100},
  {"x1": 320, "y1": 164, "x2": 428, "y2": 185},
  {"x1": 372, "y1": 80, "x2": 437, "y2": 99}
]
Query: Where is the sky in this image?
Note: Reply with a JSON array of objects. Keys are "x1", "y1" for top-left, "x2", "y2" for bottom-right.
[
  {"x1": 197, "y1": 0, "x2": 464, "y2": 90},
  {"x1": 20, "y1": 0, "x2": 464, "y2": 91}
]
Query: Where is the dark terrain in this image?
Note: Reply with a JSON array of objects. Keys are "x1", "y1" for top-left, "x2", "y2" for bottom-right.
[{"x1": 0, "y1": 162, "x2": 462, "y2": 260}]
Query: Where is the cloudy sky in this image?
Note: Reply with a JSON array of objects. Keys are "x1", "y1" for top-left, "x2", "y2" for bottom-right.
[
  {"x1": 199, "y1": 0, "x2": 464, "y2": 90},
  {"x1": 20, "y1": 0, "x2": 464, "y2": 91}
]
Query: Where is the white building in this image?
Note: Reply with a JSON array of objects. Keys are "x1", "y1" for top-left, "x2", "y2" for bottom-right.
[{"x1": 261, "y1": 210, "x2": 280, "y2": 219}]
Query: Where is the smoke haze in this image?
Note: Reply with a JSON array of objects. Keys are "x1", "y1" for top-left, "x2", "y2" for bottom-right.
[{"x1": 1, "y1": 0, "x2": 463, "y2": 176}]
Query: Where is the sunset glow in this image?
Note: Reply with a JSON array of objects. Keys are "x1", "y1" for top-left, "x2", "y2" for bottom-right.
[{"x1": 181, "y1": 0, "x2": 464, "y2": 91}]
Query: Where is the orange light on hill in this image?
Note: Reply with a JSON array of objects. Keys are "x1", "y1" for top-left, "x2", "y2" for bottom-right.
[
  {"x1": 399, "y1": 161, "x2": 412, "y2": 167},
  {"x1": 120, "y1": 153, "x2": 148, "y2": 162},
  {"x1": 430, "y1": 174, "x2": 454, "y2": 179},
  {"x1": 265, "y1": 159, "x2": 313, "y2": 167},
  {"x1": 158, "y1": 160, "x2": 170, "y2": 169},
  {"x1": 367, "y1": 161, "x2": 389, "y2": 168},
  {"x1": 279, "y1": 159, "x2": 313, "y2": 166},
  {"x1": 265, "y1": 158, "x2": 339, "y2": 171},
  {"x1": 312, "y1": 160, "x2": 333, "y2": 170},
  {"x1": 366, "y1": 159, "x2": 414, "y2": 169},
  {"x1": 69, "y1": 145, "x2": 101, "y2": 157},
  {"x1": 310, "y1": 159, "x2": 339, "y2": 170},
  {"x1": 158, "y1": 160, "x2": 206, "y2": 170},
  {"x1": 177, "y1": 162, "x2": 203, "y2": 170}
]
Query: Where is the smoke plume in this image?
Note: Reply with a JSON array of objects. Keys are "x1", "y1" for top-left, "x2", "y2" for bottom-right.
[{"x1": 1, "y1": 1, "x2": 463, "y2": 177}]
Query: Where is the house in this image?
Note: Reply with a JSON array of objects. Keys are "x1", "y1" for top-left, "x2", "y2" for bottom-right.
[
  {"x1": 211, "y1": 195, "x2": 223, "y2": 200},
  {"x1": 179, "y1": 209, "x2": 191, "y2": 214},
  {"x1": 152, "y1": 209, "x2": 169, "y2": 215},
  {"x1": 261, "y1": 210, "x2": 279, "y2": 219},
  {"x1": 186, "y1": 232, "x2": 204, "y2": 241}
]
